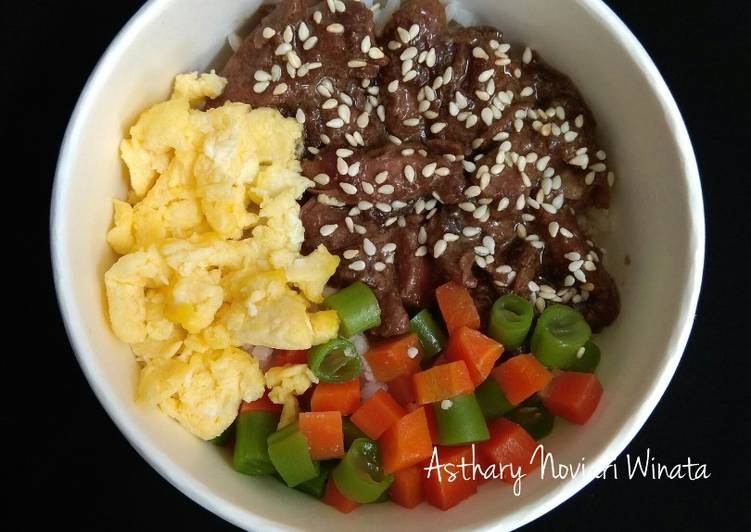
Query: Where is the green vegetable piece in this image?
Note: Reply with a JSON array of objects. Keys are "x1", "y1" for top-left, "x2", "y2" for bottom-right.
[
  {"x1": 342, "y1": 417, "x2": 368, "y2": 449},
  {"x1": 267, "y1": 422, "x2": 320, "y2": 487},
  {"x1": 332, "y1": 438, "x2": 394, "y2": 503},
  {"x1": 295, "y1": 460, "x2": 337, "y2": 498},
  {"x1": 433, "y1": 392, "x2": 490, "y2": 445},
  {"x1": 569, "y1": 340, "x2": 601, "y2": 373},
  {"x1": 324, "y1": 281, "x2": 381, "y2": 337},
  {"x1": 409, "y1": 309, "x2": 447, "y2": 362},
  {"x1": 233, "y1": 411, "x2": 278, "y2": 475},
  {"x1": 210, "y1": 419, "x2": 236, "y2": 447},
  {"x1": 308, "y1": 338, "x2": 362, "y2": 383},
  {"x1": 475, "y1": 377, "x2": 515, "y2": 421},
  {"x1": 531, "y1": 304, "x2": 592, "y2": 368},
  {"x1": 506, "y1": 405, "x2": 555, "y2": 440},
  {"x1": 488, "y1": 294, "x2": 534, "y2": 351}
]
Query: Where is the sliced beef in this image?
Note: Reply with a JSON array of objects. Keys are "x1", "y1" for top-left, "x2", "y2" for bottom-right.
[
  {"x1": 211, "y1": 0, "x2": 388, "y2": 151},
  {"x1": 301, "y1": 141, "x2": 466, "y2": 205},
  {"x1": 218, "y1": 0, "x2": 622, "y2": 337}
]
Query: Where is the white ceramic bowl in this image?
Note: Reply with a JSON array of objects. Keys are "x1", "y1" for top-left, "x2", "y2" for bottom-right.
[{"x1": 51, "y1": 0, "x2": 704, "y2": 529}]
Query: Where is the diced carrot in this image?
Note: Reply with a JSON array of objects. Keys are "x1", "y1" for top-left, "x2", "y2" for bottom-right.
[
  {"x1": 436, "y1": 281, "x2": 481, "y2": 334},
  {"x1": 423, "y1": 445, "x2": 478, "y2": 510},
  {"x1": 477, "y1": 418, "x2": 541, "y2": 484},
  {"x1": 311, "y1": 378, "x2": 360, "y2": 416},
  {"x1": 540, "y1": 371, "x2": 603, "y2": 424},
  {"x1": 389, "y1": 466, "x2": 424, "y2": 508},
  {"x1": 444, "y1": 327, "x2": 504, "y2": 385},
  {"x1": 365, "y1": 333, "x2": 423, "y2": 383},
  {"x1": 413, "y1": 360, "x2": 474, "y2": 405},
  {"x1": 323, "y1": 478, "x2": 359, "y2": 513},
  {"x1": 379, "y1": 407, "x2": 434, "y2": 474},
  {"x1": 239, "y1": 391, "x2": 282, "y2": 414},
  {"x1": 298, "y1": 411, "x2": 344, "y2": 460},
  {"x1": 350, "y1": 389, "x2": 405, "y2": 440},
  {"x1": 268, "y1": 349, "x2": 310, "y2": 368},
  {"x1": 492, "y1": 354, "x2": 552, "y2": 405},
  {"x1": 388, "y1": 374, "x2": 416, "y2": 408},
  {"x1": 424, "y1": 406, "x2": 439, "y2": 445}
]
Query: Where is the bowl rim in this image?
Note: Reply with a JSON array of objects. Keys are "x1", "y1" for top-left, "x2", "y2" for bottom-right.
[{"x1": 50, "y1": 0, "x2": 705, "y2": 529}]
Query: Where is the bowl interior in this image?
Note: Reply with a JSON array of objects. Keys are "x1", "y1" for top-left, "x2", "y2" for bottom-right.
[{"x1": 52, "y1": 0, "x2": 703, "y2": 529}]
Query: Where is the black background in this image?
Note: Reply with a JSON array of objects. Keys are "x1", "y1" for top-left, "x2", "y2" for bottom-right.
[{"x1": 11, "y1": 0, "x2": 750, "y2": 530}]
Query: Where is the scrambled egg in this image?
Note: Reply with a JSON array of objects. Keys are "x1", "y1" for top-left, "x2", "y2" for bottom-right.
[
  {"x1": 104, "y1": 72, "x2": 340, "y2": 439},
  {"x1": 264, "y1": 363, "x2": 319, "y2": 405}
]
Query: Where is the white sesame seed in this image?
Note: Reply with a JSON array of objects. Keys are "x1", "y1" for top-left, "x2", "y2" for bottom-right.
[
  {"x1": 348, "y1": 162, "x2": 361, "y2": 177},
  {"x1": 403, "y1": 117, "x2": 420, "y2": 127},
  {"x1": 359, "y1": 35, "x2": 372, "y2": 53},
  {"x1": 383, "y1": 243, "x2": 397, "y2": 254},
  {"x1": 463, "y1": 185, "x2": 481, "y2": 199},
  {"x1": 465, "y1": 114, "x2": 479, "y2": 128},
  {"x1": 590, "y1": 163, "x2": 607, "y2": 172},
  {"x1": 338, "y1": 105, "x2": 351, "y2": 124},
  {"x1": 340, "y1": 182, "x2": 357, "y2": 195},
  {"x1": 418, "y1": 162, "x2": 436, "y2": 178},
  {"x1": 362, "y1": 238, "x2": 377, "y2": 256},
  {"x1": 319, "y1": 224, "x2": 338, "y2": 236},
  {"x1": 473, "y1": 47, "x2": 490, "y2": 60},
  {"x1": 374, "y1": 171, "x2": 388, "y2": 184},
  {"x1": 253, "y1": 81, "x2": 270, "y2": 93},
  {"x1": 608, "y1": 172, "x2": 615, "y2": 187},
  {"x1": 397, "y1": 27, "x2": 411, "y2": 43},
  {"x1": 433, "y1": 239, "x2": 447, "y2": 258},
  {"x1": 378, "y1": 184, "x2": 395, "y2": 194},
  {"x1": 401, "y1": 46, "x2": 418, "y2": 61},
  {"x1": 342, "y1": 250, "x2": 359, "y2": 261},
  {"x1": 322, "y1": 98, "x2": 337, "y2": 110},
  {"x1": 327, "y1": 23, "x2": 344, "y2": 34},
  {"x1": 584, "y1": 260, "x2": 597, "y2": 271},
  {"x1": 349, "y1": 260, "x2": 366, "y2": 271},
  {"x1": 440, "y1": 399, "x2": 453, "y2": 410},
  {"x1": 552, "y1": 194, "x2": 565, "y2": 209},
  {"x1": 361, "y1": 182, "x2": 374, "y2": 195},
  {"x1": 275, "y1": 42, "x2": 292, "y2": 55},
  {"x1": 327, "y1": 118, "x2": 345, "y2": 129},
  {"x1": 336, "y1": 158, "x2": 349, "y2": 175},
  {"x1": 568, "y1": 260, "x2": 584, "y2": 272},
  {"x1": 458, "y1": 202, "x2": 476, "y2": 212},
  {"x1": 254, "y1": 70, "x2": 272, "y2": 82},
  {"x1": 406, "y1": 346, "x2": 419, "y2": 359},
  {"x1": 478, "y1": 107, "x2": 493, "y2": 126},
  {"x1": 443, "y1": 233, "x2": 459, "y2": 243},
  {"x1": 404, "y1": 165, "x2": 416, "y2": 183},
  {"x1": 273, "y1": 83, "x2": 288, "y2": 96},
  {"x1": 415, "y1": 246, "x2": 428, "y2": 257},
  {"x1": 348, "y1": 60, "x2": 368, "y2": 68},
  {"x1": 569, "y1": 154, "x2": 589, "y2": 168},
  {"x1": 515, "y1": 195, "x2": 526, "y2": 210},
  {"x1": 313, "y1": 173, "x2": 330, "y2": 186},
  {"x1": 376, "y1": 202, "x2": 392, "y2": 213},
  {"x1": 282, "y1": 25, "x2": 293, "y2": 43},
  {"x1": 262, "y1": 27, "x2": 276, "y2": 39},
  {"x1": 473, "y1": 204, "x2": 489, "y2": 219}
]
